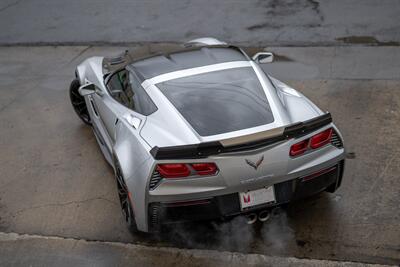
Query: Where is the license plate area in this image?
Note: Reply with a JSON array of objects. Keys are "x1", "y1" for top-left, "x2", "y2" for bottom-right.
[{"x1": 239, "y1": 186, "x2": 276, "y2": 210}]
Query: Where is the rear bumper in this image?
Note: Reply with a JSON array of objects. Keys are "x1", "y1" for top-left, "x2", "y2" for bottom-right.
[{"x1": 148, "y1": 160, "x2": 344, "y2": 231}]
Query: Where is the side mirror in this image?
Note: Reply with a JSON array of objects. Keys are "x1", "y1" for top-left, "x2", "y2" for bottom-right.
[
  {"x1": 252, "y1": 52, "x2": 274, "y2": 64},
  {"x1": 78, "y1": 83, "x2": 96, "y2": 96}
]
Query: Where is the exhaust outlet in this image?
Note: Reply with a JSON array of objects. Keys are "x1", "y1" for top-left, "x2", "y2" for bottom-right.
[
  {"x1": 258, "y1": 210, "x2": 270, "y2": 222},
  {"x1": 246, "y1": 213, "x2": 257, "y2": 224}
]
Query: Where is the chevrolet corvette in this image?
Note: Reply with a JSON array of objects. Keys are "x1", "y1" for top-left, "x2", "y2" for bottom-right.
[{"x1": 69, "y1": 38, "x2": 345, "y2": 233}]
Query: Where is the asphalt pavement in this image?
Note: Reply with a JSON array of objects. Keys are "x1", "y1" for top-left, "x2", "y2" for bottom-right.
[
  {"x1": 0, "y1": 0, "x2": 399, "y2": 265},
  {"x1": 0, "y1": 45, "x2": 399, "y2": 265},
  {"x1": 0, "y1": 0, "x2": 399, "y2": 46}
]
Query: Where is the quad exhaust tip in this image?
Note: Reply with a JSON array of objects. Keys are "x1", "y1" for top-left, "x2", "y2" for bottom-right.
[
  {"x1": 246, "y1": 210, "x2": 271, "y2": 224},
  {"x1": 258, "y1": 210, "x2": 270, "y2": 222},
  {"x1": 246, "y1": 213, "x2": 257, "y2": 224}
]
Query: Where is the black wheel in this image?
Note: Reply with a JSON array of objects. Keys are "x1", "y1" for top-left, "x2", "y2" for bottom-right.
[
  {"x1": 115, "y1": 161, "x2": 139, "y2": 233},
  {"x1": 69, "y1": 79, "x2": 91, "y2": 125}
]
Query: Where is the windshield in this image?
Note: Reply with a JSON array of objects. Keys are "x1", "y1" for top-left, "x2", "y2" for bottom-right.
[{"x1": 157, "y1": 67, "x2": 274, "y2": 136}]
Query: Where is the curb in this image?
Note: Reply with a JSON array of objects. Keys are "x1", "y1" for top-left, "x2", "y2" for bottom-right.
[{"x1": 0, "y1": 232, "x2": 394, "y2": 267}]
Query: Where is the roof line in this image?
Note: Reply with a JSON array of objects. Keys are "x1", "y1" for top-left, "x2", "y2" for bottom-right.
[
  {"x1": 103, "y1": 44, "x2": 250, "y2": 74},
  {"x1": 144, "y1": 61, "x2": 252, "y2": 86},
  {"x1": 132, "y1": 44, "x2": 251, "y2": 64}
]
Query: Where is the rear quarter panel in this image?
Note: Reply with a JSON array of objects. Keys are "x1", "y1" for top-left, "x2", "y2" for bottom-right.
[{"x1": 113, "y1": 119, "x2": 154, "y2": 232}]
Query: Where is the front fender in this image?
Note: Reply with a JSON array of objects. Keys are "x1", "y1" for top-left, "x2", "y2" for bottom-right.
[{"x1": 75, "y1": 57, "x2": 105, "y2": 88}]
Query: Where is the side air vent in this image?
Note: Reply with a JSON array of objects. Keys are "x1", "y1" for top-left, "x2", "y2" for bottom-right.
[
  {"x1": 151, "y1": 205, "x2": 159, "y2": 224},
  {"x1": 149, "y1": 203, "x2": 160, "y2": 232},
  {"x1": 149, "y1": 170, "x2": 163, "y2": 190},
  {"x1": 331, "y1": 130, "x2": 343, "y2": 148}
]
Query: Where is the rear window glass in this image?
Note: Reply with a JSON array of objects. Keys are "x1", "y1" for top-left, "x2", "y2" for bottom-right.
[{"x1": 157, "y1": 67, "x2": 274, "y2": 136}]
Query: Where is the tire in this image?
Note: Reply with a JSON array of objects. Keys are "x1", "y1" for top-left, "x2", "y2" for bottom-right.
[
  {"x1": 114, "y1": 160, "x2": 139, "y2": 234},
  {"x1": 69, "y1": 79, "x2": 91, "y2": 125}
]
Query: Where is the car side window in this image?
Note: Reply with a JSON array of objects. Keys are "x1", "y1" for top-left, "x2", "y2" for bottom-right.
[
  {"x1": 107, "y1": 69, "x2": 157, "y2": 115},
  {"x1": 107, "y1": 70, "x2": 128, "y2": 103}
]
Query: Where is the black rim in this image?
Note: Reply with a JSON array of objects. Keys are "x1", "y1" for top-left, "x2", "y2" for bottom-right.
[
  {"x1": 70, "y1": 80, "x2": 91, "y2": 124},
  {"x1": 116, "y1": 165, "x2": 134, "y2": 225}
]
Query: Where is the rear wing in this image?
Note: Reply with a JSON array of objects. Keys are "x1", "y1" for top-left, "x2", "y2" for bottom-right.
[{"x1": 150, "y1": 113, "x2": 332, "y2": 160}]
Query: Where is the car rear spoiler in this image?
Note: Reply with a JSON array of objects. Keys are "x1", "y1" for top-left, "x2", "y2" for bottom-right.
[{"x1": 150, "y1": 113, "x2": 332, "y2": 160}]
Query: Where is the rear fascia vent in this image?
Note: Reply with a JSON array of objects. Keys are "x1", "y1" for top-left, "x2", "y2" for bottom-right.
[
  {"x1": 149, "y1": 170, "x2": 163, "y2": 190},
  {"x1": 331, "y1": 130, "x2": 343, "y2": 148}
]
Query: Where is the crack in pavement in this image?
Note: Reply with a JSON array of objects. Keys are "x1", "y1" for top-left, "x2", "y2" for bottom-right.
[
  {"x1": 0, "y1": 72, "x2": 72, "y2": 113},
  {"x1": 4, "y1": 195, "x2": 118, "y2": 218},
  {"x1": 0, "y1": 0, "x2": 21, "y2": 13},
  {"x1": 0, "y1": 79, "x2": 43, "y2": 113},
  {"x1": 65, "y1": 45, "x2": 91, "y2": 66},
  {"x1": 350, "y1": 149, "x2": 400, "y2": 221}
]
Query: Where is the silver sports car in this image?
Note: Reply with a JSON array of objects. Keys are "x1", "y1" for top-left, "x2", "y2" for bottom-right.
[{"x1": 69, "y1": 38, "x2": 345, "y2": 233}]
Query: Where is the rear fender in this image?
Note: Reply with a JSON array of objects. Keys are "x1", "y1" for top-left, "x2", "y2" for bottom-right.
[
  {"x1": 112, "y1": 119, "x2": 153, "y2": 232},
  {"x1": 269, "y1": 76, "x2": 324, "y2": 122}
]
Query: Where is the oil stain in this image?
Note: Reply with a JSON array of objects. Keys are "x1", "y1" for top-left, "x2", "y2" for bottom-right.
[
  {"x1": 346, "y1": 152, "x2": 356, "y2": 159},
  {"x1": 247, "y1": 23, "x2": 277, "y2": 31},
  {"x1": 336, "y1": 36, "x2": 400, "y2": 46},
  {"x1": 247, "y1": 0, "x2": 323, "y2": 31}
]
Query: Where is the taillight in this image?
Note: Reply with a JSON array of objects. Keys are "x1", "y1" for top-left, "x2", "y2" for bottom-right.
[
  {"x1": 290, "y1": 128, "x2": 334, "y2": 157},
  {"x1": 290, "y1": 140, "x2": 308, "y2": 156},
  {"x1": 310, "y1": 128, "x2": 332, "y2": 149},
  {"x1": 190, "y1": 163, "x2": 218, "y2": 176},
  {"x1": 156, "y1": 164, "x2": 190, "y2": 178},
  {"x1": 155, "y1": 162, "x2": 218, "y2": 179}
]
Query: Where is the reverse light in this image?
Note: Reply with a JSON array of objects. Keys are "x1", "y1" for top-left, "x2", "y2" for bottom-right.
[
  {"x1": 156, "y1": 164, "x2": 190, "y2": 178},
  {"x1": 190, "y1": 163, "x2": 218, "y2": 176},
  {"x1": 310, "y1": 128, "x2": 333, "y2": 149}
]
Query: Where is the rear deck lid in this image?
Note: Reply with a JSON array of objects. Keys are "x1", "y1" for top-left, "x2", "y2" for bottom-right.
[{"x1": 150, "y1": 113, "x2": 332, "y2": 160}]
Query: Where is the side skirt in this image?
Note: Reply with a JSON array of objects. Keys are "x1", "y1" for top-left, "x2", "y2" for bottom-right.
[{"x1": 92, "y1": 125, "x2": 113, "y2": 166}]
